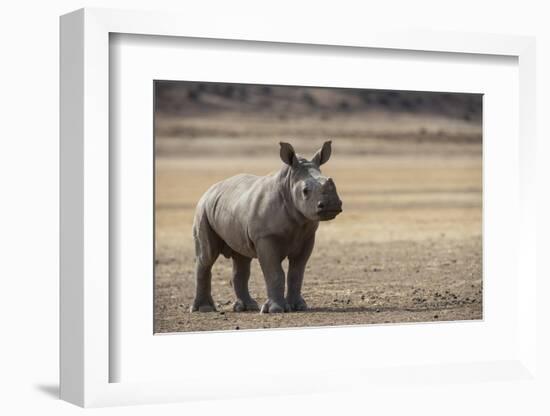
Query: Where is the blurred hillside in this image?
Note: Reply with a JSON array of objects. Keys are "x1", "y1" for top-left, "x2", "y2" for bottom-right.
[
  {"x1": 154, "y1": 81, "x2": 482, "y2": 158},
  {"x1": 155, "y1": 81, "x2": 482, "y2": 122}
]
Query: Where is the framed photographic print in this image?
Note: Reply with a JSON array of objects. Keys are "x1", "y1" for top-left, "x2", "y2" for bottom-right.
[{"x1": 60, "y1": 7, "x2": 539, "y2": 408}]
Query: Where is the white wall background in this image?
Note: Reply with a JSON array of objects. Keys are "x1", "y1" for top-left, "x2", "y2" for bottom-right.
[{"x1": 1, "y1": 1, "x2": 548, "y2": 415}]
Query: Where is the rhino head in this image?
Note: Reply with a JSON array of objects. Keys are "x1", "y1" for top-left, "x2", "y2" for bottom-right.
[{"x1": 279, "y1": 141, "x2": 343, "y2": 222}]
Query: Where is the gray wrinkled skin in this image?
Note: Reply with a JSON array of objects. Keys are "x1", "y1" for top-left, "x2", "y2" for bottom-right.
[{"x1": 190, "y1": 141, "x2": 343, "y2": 313}]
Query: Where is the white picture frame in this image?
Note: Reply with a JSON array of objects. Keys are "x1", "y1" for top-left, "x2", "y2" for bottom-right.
[{"x1": 60, "y1": 7, "x2": 538, "y2": 408}]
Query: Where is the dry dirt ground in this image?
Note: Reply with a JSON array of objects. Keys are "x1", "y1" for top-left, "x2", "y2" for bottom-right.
[{"x1": 154, "y1": 114, "x2": 482, "y2": 333}]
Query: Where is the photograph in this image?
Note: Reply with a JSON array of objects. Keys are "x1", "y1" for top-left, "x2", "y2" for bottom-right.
[{"x1": 154, "y1": 80, "x2": 482, "y2": 333}]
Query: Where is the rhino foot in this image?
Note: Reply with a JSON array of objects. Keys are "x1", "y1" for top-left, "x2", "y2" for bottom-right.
[
  {"x1": 286, "y1": 297, "x2": 308, "y2": 312},
  {"x1": 190, "y1": 298, "x2": 217, "y2": 312},
  {"x1": 260, "y1": 299, "x2": 290, "y2": 314},
  {"x1": 233, "y1": 298, "x2": 260, "y2": 312}
]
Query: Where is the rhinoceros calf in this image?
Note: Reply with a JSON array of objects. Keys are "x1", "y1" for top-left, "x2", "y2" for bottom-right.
[{"x1": 190, "y1": 141, "x2": 342, "y2": 313}]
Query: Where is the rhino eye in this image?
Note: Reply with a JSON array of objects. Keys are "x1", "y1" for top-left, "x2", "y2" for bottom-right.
[{"x1": 302, "y1": 187, "x2": 310, "y2": 198}]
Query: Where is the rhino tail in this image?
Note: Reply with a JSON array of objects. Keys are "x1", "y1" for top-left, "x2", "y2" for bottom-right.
[{"x1": 192, "y1": 207, "x2": 224, "y2": 266}]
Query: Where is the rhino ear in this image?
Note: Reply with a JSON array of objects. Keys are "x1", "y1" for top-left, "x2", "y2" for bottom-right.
[
  {"x1": 279, "y1": 142, "x2": 296, "y2": 166},
  {"x1": 312, "y1": 140, "x2": 332, "y2": 166}
]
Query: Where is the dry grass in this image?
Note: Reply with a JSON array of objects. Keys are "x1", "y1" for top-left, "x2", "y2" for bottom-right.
[{"x1": 154, "y1": 115, "x2": 482, "y2": 332}]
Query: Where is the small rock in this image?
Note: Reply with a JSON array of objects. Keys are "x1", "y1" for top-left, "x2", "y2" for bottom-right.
[
  {"x1": 376, "y1": 308, "x2": 381, "y2": 313},
  {"x1": 346, "y1": 299, "x2": 351, "y2": 304},
  {"x1": 434, "y1": 314, "x2": 439, "y2": 319},
  {"x1": 361, "y1": 294, "x2": 365, "y2": 301},
  {"x1": 235, "y1": 326, "x2": 240, "y2": 330},
  {"x1": 219, "y1": 311, "x2": 225, "y2": 315}
]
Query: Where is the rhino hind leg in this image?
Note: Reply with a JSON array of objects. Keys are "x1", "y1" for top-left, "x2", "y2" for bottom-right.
[
  {"x1": 231, "y1": 253, "x2": 259, "y2": 312},
  {"x1": 190, "y1": 211, "x2": 222, "y2": 312},
  {"x1": 190, "y1": 263, "x2": 217, "y2": 312}
]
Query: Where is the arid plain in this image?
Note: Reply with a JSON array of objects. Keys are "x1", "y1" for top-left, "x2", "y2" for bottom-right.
[{"x1": 154, "y1": 90, "x2": 482, "y2": 333}]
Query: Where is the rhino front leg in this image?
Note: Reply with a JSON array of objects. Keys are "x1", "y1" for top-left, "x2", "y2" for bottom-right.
[
  {"x1": 231, "y1": 253, "x2": 259, "y2": 312},
  {"x1": 286, "y1": 236, "x2": 314, "y2": 311},
  {"x1": 257, "y1": 238, "x2": 290, "y2": 313}
]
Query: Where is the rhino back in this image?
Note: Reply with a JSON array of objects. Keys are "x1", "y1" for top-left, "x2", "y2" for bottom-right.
[{"x1": 197, "y1": 173, "x2": 278, "y2": 257}]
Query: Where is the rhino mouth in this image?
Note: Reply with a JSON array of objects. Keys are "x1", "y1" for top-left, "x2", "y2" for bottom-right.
[{"x1": 317, "y1": 208, "x2": 342, "y2": 221}]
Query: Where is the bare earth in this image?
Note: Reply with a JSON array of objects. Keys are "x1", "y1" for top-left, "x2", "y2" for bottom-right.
[{"x1": 155, "y1": 113, "x2": 482, "y2": 333}]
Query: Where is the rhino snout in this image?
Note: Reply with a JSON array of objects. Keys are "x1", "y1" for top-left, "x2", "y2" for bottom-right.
[
  {"x1": 317, "y1": 200, "x2": 342, "y2": 211},
  {"x1": 316, "y1": 198, "x2": 343, "y2": 221}
]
